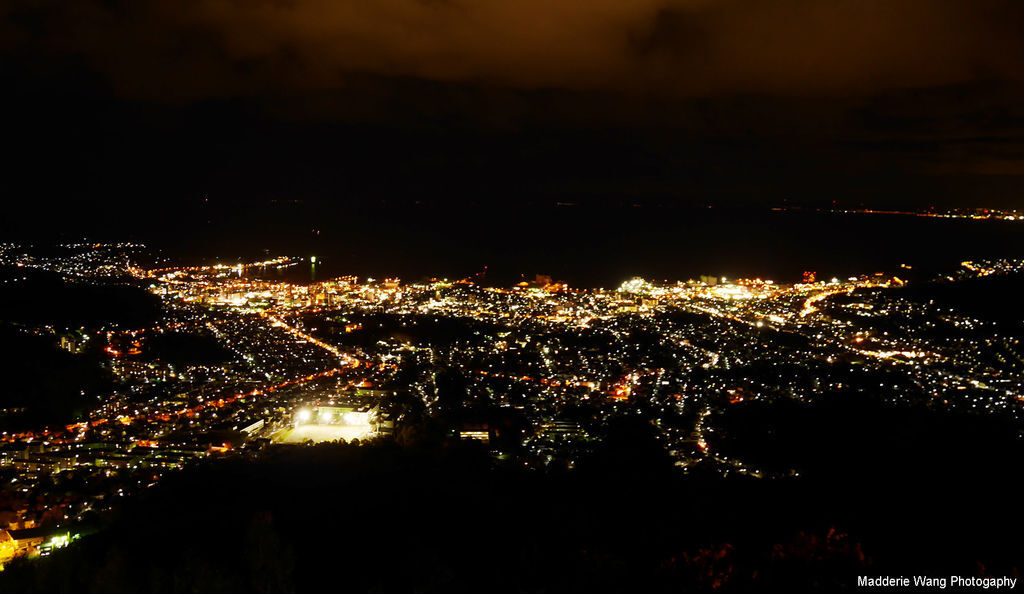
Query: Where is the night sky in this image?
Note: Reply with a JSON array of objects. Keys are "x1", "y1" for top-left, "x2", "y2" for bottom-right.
[{"x1": 4, "y1": 0, "x2": 1024, "y2": 235}]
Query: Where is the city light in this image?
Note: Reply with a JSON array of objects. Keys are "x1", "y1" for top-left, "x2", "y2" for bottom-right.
[{"x1": 2, "y1": 240, "x2": 1023, "y2": 584}]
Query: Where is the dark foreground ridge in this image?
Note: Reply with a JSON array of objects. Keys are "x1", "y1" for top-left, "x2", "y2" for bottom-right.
[{"x1": 3, "y1": 398, "x2": 1022, "y2": 594}]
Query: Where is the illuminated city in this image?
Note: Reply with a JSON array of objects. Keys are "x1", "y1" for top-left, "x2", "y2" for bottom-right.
[{"x1": 2, "y1": 237, "x2": 1024, "y2": 589}]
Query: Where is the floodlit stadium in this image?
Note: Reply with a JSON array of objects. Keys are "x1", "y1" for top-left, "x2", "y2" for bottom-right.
[{"x1": 274, "y1": 405, "x2": 377, "y2": 444}]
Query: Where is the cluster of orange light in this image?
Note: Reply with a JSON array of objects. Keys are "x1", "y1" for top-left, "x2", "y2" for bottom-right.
[
  {"x1": 58, "y1": 367, "x2": 348, "y2": 442},
  {"x1": 611, "y1": 377, "x2": 632, "y2": 401}
]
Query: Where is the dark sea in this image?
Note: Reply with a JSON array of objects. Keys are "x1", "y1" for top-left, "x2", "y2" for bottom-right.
[{"x1": 144, "y1": 204, "x2": 1023, "y2": 288}]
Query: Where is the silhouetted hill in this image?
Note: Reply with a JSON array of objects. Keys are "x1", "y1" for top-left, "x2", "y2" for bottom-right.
[
  {"x1": 0, "y1": 327, "x2": 110, "y2": 429},
  {"x1": 0, "y1": 268, "x2": 160, "y2": 329},
  {"x1": 4, "y1": 397, "x2": 1022, "y2": 594}
]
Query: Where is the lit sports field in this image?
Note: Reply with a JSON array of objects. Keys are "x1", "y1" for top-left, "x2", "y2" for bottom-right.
[{"x1": 275, "y1": 423, "x2": 375, "y2": 444}]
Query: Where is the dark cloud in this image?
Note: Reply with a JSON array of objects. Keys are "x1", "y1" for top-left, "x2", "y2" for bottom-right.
[
  {"x1": 3, "y1": 0, "x2": 1024, "y2": 218},
  {"x1": 3, "y1": 0, "x2": 1024, "y2": 101}
]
